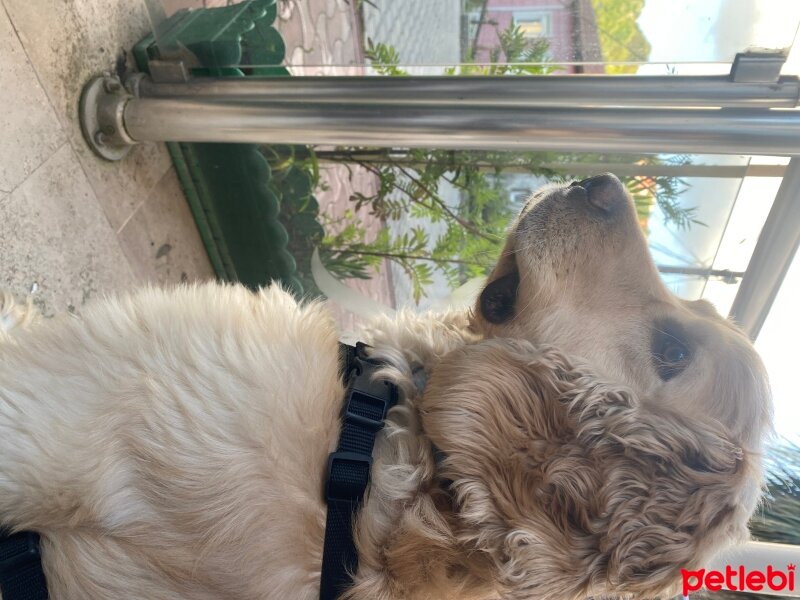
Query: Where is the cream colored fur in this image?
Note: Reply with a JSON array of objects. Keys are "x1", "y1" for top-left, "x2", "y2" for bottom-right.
[{"x1": 0, "y1": 176, "x2": 772, "y2": 600}]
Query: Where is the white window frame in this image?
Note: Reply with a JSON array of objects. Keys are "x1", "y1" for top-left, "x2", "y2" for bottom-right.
[{"x1": 512, "y1": 10, "x2": 553, "y2": 39}]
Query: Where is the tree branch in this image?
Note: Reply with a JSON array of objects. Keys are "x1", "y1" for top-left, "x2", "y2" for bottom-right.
[
  {"x1": 391, "y1": 163, "x2": 498, "y2": 241},
  {"x1": 328, "y1": 248, "x2": 487, "y2": 266},
  {"x1": 350, "y1": 159, "x2": 496, "y2": 241}
]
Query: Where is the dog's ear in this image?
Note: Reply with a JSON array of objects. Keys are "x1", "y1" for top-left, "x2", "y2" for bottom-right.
[
  {"x1": 479, "y1": 272, "x2": 519, "y2": 324},
  {"x1": 421, "y1": 340, "x2": 758, "y2": 600},
  {"x1": 421, "y1": 340, "x2": 601, "y2": 599},
  {"x1": 477, "y1": 250, "x2": 519, "y2": 325},
  {"x1": 591, "y1": 404, "x2": 754, "y2": 597},
  {"x1": 534, "y1": 380, "x2": 756, "y2": 598}
]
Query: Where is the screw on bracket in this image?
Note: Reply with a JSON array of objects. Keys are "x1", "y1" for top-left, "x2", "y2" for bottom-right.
[{"x1": 104, "y1": 78, "x2": 123, "y2": 94}]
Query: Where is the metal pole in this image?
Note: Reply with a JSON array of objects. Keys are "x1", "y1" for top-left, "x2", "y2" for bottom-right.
[
  {"x1": 729, "y1": 157, "x2": 800, "y2": 338},
  {"x1": 313, "y1": 153, "x2": 787, "y2": 178},
  {"x1": 137, "y1": 75, "x2": 800, "y2": 108},
  {"x1": 537, "y1": 163, "x2": 787, "y2": 178},
  {"x1": 657, "y1": 266, "x2": 744, "y2": 281},
  {"x1": 121, "y1": 98, "x2": 800, "y2": 156}
]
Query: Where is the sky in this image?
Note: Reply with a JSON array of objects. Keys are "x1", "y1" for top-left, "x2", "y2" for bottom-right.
[
  {"x1": 638, "y1": 0, "x2": 800, "y2": 67},
  {"x1": 637, "y1": 1, "x2": 800, "y2": 444}
]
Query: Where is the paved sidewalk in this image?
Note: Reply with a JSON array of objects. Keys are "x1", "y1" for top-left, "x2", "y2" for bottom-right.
[
  {"x1": 0, "y1": 0, "x2": 214, "y2": 317},
  {"x1": 277, "y1": 0, "x2": 362, "y2": 75}
]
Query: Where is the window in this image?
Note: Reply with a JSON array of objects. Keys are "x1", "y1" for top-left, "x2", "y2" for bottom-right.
[{"x1": 513, "y1": 11, "x2": 552, "y2": 39}]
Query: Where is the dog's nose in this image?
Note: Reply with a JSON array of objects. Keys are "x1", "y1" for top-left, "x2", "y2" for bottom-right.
[{"x1": 570, "y1": 173, "x2": 625, "y2": 213}]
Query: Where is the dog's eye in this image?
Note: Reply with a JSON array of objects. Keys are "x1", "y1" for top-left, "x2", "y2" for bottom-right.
[
  {"x1": 652, "y1": 323, "x2": 691, "y2": 381},
  {"x1": 662, "y1": 342, "x2": 688, "y2": 364}
]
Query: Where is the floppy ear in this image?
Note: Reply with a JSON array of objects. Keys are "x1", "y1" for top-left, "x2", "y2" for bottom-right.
[
  {"x1": 574, "y1": 396, "x2": 755, "y2": 597},
  {"x1": 421, "y1": 339, "x2": 758, "y2": 600},
  {"x1": 422, "y1": 339, "x2": 612, "y2": 599},
  {"x1": 477, "y1": 249, "x2": 519, "y2": 325}
]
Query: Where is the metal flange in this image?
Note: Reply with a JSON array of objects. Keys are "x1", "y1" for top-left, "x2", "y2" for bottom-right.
[{"x1": 79, "y1": 74, "x2": 137, "y2": 161}]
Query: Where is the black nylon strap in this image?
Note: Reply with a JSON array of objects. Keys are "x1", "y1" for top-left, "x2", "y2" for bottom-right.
[
  {"x1": 0, "y1": 529, "x2": 49, "y2": 600},
  {"x1": 319, "y1": 343, "x2": 398, "y2": 600}
]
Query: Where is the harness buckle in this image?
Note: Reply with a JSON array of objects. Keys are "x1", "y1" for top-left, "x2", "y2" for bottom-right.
[
  {"x1": 342, "y1": 389, "x2": 391, "y2": 432},
  {"x1": 325, "y1": 451, "x2": 373, "y2": 503}
]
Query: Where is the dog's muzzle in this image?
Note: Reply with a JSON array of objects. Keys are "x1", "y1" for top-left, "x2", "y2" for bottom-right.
[{"x1": 568, "y1": 173, "x2": 627, "y2": 215}]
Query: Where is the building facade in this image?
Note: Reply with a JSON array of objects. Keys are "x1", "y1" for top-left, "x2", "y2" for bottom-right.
[{"x1": 465, "y1": 0, "x2": 604, "y2": 73}]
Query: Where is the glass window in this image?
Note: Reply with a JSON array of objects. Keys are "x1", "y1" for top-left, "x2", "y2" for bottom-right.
[{"x1": 513, "y1": 12, "x2": 553, "y2": 39}]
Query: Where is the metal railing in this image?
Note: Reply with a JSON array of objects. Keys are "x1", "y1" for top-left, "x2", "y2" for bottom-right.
[{"x1": 87, "y1": 72, "x2": 800, "y2": 157}]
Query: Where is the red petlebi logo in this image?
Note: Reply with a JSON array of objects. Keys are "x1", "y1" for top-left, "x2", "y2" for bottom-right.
[{"x1": 682, "y1": 564, "x2": 795, "y2": 596}]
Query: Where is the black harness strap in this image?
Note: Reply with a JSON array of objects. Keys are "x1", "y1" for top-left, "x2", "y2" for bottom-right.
[
  {"x1": 0, "y1": 529, "x2": 48, "y2": 600},
  {"x1": 319, "y1": 343, "x2": 398, "y2": 600}
]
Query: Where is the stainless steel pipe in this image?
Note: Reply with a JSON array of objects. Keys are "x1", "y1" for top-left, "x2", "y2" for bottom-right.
[
  {"x1": 729, "y1": 157, "x2": 800, "y2": 338},
  {"x1": 137, "y1": 75, "x2": 800, "y2": 108},
  {"x1": 123, "y1": 98, "x2": 800, "y2": 156}
]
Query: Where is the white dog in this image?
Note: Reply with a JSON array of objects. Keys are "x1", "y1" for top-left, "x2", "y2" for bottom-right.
[{"x1": 0, "y1": 175, "x2": 772, "y2": 599}]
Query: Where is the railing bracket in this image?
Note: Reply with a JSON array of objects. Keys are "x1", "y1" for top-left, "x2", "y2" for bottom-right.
[{"x1": 79, "y1": 74, "x2": 137, "y2": 161}]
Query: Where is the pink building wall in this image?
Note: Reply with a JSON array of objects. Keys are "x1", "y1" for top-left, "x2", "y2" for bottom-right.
[{"x1": 470, "y1": 0, "x2": 578, "y2": 73}]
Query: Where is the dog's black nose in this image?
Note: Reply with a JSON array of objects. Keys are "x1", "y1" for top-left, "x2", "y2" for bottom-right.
[{"x1": 572, "y1": 173, "x2": 626, "y2": 213}]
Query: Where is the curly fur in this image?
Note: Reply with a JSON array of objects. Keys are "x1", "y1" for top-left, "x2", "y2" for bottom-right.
[{"x1": 0, "y1": 175, "x2": 772, "y2": 599}]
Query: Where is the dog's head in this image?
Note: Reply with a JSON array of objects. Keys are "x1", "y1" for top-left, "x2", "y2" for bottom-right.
[{"x1": 422, "y1": 175, "x2": 772, "y2": 599}]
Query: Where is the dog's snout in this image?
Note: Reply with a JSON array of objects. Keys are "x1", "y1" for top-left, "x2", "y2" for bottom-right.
[{"x1": 571, "y1": 173, "x2": 625, "y2": 214}]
